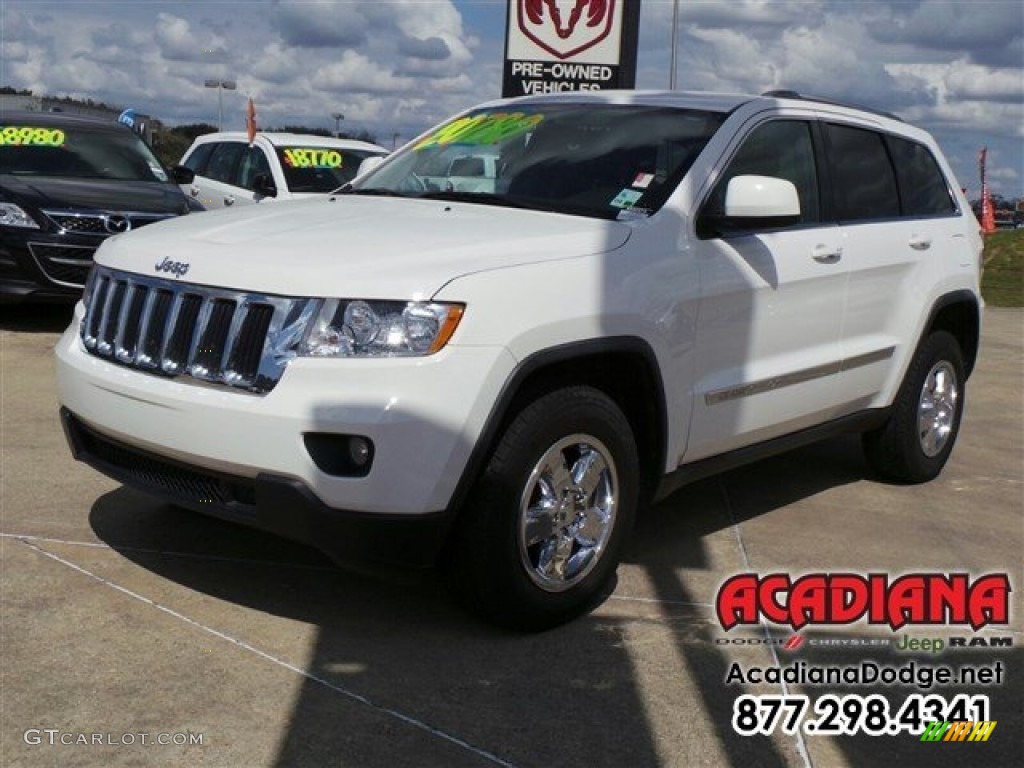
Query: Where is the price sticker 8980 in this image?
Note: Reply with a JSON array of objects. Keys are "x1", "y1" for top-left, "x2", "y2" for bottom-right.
[{"x1": 0, "y1": 127, "x2": 65, "y2": 146}]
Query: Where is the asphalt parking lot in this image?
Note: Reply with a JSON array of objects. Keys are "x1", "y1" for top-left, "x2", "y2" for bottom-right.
[{"x1": 2, "y1": 303, "x2": 1021, "y2": 768}]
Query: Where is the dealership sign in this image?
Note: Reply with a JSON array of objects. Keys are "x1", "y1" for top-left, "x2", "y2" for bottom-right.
[{"x1": 502, "y1": 0, "x2": 641, "y2": 97}]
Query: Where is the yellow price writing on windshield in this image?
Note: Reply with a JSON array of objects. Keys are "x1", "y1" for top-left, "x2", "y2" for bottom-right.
[
  {"x1": 415, "y1": 112, "x2": 544, "y2": 150},
  {"x1": 0, "y1": 126, "x2": 66, "y2": 147},
  {"x1": 283, "y1": 148, "x2": 343, "y2": 169}
]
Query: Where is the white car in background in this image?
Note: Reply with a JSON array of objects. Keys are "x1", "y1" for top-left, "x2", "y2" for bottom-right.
[{"x1": 176, "y1": 132, "x2": 388, "y2": 209}]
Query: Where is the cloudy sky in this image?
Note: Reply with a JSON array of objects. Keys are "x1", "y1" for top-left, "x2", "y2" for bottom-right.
[{"x1": 1, "y1": 0, "x2": 1021, "y2": 198}]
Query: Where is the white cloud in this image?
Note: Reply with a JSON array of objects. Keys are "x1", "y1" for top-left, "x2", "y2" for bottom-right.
[
  {"x1": 311, "y1": 50, "x2": 415, "y2": 95},
  {"x1": 154, "y1": 13, "x2": 227, "y2": 63}
]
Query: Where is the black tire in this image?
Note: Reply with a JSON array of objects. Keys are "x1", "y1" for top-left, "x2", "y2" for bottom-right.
[
  {"x1": 862, "y1": 331, "x2": 966, "y2": 483},
  {"x1": 448, "y1": 386, "x2": 639, "y2": 631}
]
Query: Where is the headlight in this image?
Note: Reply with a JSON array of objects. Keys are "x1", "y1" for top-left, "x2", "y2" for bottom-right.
[
  {"x1": 0, "y1": 202, "x2": 40, "y2": 229},
  {"x1": 300, "y1": 299, "x2": 464, "y2": 358}
]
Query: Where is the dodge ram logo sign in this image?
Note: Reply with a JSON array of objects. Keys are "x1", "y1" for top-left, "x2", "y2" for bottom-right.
[
  {"x1": 519, "y1": 0, "x2": 616, "y2": 60},
  {"x1": 502, "y1": 0, "x2": 640, "y2": 97}
]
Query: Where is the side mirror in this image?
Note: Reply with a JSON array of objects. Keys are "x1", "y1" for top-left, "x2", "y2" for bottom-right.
[
  {"x1": 169, "y1": 165, "x2": 195, "y2": 185},
  {"x1": 697, "y1": 175, "x2": 802, "y2": 238},
  {"x1": 725, "y1": 175, "x2": 800, "y2": 219},
  {"x1": 253, "y1": 173, "x2": 277, "y2": 199}
]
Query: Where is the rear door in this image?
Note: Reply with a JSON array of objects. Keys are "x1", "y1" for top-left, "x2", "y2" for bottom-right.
[
  {"x1": 192, "y1": 141, "x2": 246, "y2": 209},
  {"x1": 821, "y1": 122, "x2": 961, "y2": 408}
]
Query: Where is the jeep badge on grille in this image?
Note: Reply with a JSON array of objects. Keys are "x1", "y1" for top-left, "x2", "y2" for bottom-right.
[{"x1": 154, "y1": 257, "x2": 190, "y2": 278}]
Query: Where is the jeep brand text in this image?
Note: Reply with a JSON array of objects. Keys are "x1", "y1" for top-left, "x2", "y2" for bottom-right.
[{"x1": 154, "y1": 258, "x2": 190, "y2": 278}]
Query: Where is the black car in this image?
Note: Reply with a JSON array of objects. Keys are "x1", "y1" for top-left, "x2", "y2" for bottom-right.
[{"x1": 0, "y1": 111, "x2": 195, "y2": 303}]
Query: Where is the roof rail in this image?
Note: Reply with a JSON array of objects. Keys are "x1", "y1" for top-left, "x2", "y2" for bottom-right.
[{"x1": 760, "y1": 90, "x2": 903, "y2": 122}]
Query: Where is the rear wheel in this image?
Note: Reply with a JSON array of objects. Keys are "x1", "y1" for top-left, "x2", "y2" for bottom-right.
[
  {"x1": 449, "y1": 386, "x2": 638, "y2": 630},
  {"x1": 863, "y1": 331, "x2": 965, "y2": 483}
]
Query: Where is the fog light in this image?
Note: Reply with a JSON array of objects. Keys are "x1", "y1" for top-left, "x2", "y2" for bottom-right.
[
  {"x1": 304, "y1": 433, "x2": 375, "y2": 477},
  {"x1": 348, "y1": 436, "x2": 372, "y2": 468}
]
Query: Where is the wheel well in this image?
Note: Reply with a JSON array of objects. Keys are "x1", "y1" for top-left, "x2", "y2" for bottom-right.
[
  {"x1": 502, "y1": 348, "x2": 666, "y2": 503},
  {"x1": 927, "y1": 297, "x2": 980, "y2": 378}
]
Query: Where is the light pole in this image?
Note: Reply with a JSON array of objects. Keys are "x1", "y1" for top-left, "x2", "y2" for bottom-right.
[
  {"x1": 331, "y1": 112, "x2": 345, "y2": 137},
  {"x1": 392, "y1": 132, "x2": 400, "y2": 150},
  {"x1": 204, "y1": 79, "x2": 237, "y2": 130},
  {"x1": 669, "y1": 0, "x2": 680, "y2": 90}
]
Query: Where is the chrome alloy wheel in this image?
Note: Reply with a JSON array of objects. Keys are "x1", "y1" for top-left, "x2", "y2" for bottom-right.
[
  {"x1": 917, "y1": 360, "x2": 958, "y2": 458},
  {"x1": 517, "y1": 434, "x2": 618, "y2": 592}
]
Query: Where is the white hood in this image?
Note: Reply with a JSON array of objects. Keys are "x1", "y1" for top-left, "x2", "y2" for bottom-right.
[{"x1": 96, "y1": 196, "x2": 632, "y2": 299}]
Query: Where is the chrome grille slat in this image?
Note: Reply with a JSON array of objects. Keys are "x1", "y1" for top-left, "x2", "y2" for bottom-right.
[
  {"x1": 80, "y1": 266, "x2": 304, "y2": 394},
  {"x1": 226, "y1": 304, "x2": 274, "y2": 386},
  {"x1": 115, "y1": 285, "x2": 148, "y2": 363},
  {"x1": 191, "y1": 299, "x2": 236, "y2": 379},
  {"x1": 96, "y1": 280, "x2": 127, "y2": 356},
  {"x1": 162, "y1": 293, "x2": 202, "y2": 375},
  {"x1": 138, "y1": 290, "x2": 174, "y2": 370},
  {"x1": 83, "y1": 274, "x2": 110, "y2": 348}
]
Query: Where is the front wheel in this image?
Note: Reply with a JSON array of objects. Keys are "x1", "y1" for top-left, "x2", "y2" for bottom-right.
[
  {"x1": 448, "y1": 386, "x2": 639, "y2": 630},
  {"x1": 862, "y1": 331, "x2": 966, "y2": 483}
]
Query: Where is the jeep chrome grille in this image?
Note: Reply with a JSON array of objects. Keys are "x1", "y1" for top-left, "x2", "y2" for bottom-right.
[{"x1": 81, "y1": 266, "x2": 317, "y2": 393}]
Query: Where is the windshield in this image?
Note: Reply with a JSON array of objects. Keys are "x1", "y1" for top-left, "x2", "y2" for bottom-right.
[
  {"x1": 0, "y1": 122, "x2": 170, "y2": 182},
  {"x1": 276, "y1": 146, "x2": 386, "y2": 193},
  {"x1": 353, "y1": 104, "x2": 725, "y2": 219}
]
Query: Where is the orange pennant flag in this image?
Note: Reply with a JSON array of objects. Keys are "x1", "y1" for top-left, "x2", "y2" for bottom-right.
[
  {"x1": 979, "y1": 147, "x2": 995, "y2": 234},
  {"x1": 246, "y1": 98, "x2": 257, "y2": 146}
]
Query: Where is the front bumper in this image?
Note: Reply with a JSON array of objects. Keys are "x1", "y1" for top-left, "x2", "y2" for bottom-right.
[
  {"x1": 0, "y1": 228, "x2": 97, "y2": 303},
  {"x1": 56, "y1": 309, "x2": 517, "y2": 563},
  {"x1": 61, "y1": 409, "x2": 454, "y2": 568}
]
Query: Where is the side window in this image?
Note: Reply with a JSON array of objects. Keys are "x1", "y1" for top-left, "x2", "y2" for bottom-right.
[
  {"x1": 237, "y1": 146, "x2": 272, "y2": 191},
  {"x1": 182, "y1": 142, "x2": 214, "y2": 174},
  {"x1": 707, "y1": 120, "x2": 820, "y2": 225},
  {"x1": 886, "y1": 136, "x2": 956, "y2": 217},
  {"x1": 204, "y1": 142, "x2": 245, "y2": 185},
  {"x1": 824, "y1": 124, "x2": 900, "y2": 222}
]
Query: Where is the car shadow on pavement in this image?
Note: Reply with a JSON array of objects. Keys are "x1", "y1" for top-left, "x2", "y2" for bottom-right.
[
  {"x1": 86, "y1": 435, "x2": 884, "y2": 768},
  {"x1": 0, "y1": 302, "x2": 75, "y2": 333}
]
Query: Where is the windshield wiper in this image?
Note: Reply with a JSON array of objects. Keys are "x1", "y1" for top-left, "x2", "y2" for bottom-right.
[
  {"x1": 416, "y1": 190, "x2": 539, "y2": 210},
  {"x1": 338, "y1": 187, "x2": 409, "y2": 198}
]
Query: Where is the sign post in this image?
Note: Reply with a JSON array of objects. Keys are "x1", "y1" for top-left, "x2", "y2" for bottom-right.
[{"x1": 502, "y1": 0, "x2": 642, "y2": 97}]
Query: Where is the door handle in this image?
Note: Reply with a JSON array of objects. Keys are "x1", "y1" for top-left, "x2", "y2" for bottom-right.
[
  {"x1": 909, "y1": 235, "x2": 932, "y2": 251},
  {"x1": 224, "y1": 196, "x2": 235, "y2": 207},
  {"x1": 812, "y1": 244, "x2": 843, "y2": 264}
]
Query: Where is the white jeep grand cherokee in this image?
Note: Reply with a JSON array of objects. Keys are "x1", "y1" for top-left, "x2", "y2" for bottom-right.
[{"x1": 56, "y1": 90, "x2": 983, "y2": 629}]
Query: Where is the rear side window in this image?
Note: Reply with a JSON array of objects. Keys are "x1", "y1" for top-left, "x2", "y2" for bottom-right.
[
  {"x1": 204, "y1": 142, "x2": 245, "y2": 184},
  {"x1": 182, "y1": 142, "x2": 215, "y2": 174},
  {"x1": 886, "y1": 136, "x2": 956, "y2": 216},
  {"x1": 824, "y1": 124, "x2": 900, "y2": 222}
]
